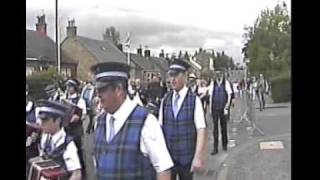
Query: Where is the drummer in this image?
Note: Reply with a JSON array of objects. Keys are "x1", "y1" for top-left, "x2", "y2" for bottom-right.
[{"x1": 37, "y1": 100, "x2": 82, "y2": 180}]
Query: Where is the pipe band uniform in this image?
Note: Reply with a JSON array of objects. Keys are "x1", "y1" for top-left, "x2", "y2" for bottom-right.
[
  {"x1": 159, "y1": 59, "x2": 207, "y2": 180},
  {"x1": 91, "y1": 62, "x2": 173, "y2": 180},
  {"x1": 27, "y1": 100, "x2": 82, "y2": 180},
  {"x1": 208, "y1": 69, "x2": 233, "y2": 155},
  {"x1": 63, "y1": 78, "x2": 87, "y2": 178}
]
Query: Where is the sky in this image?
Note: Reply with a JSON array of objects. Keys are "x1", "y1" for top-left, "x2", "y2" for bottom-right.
[{"x1": 26, "y1": 0, "x2": 291, "y2": 65}]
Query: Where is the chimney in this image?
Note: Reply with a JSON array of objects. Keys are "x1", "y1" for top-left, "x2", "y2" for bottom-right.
[
  {"x1": 144, "y1": 46, "x2": 150, "y2": 58},
  {"x1": 159, "y1": 49, "x2": 165, "y2": 58},
  {"x1": 137, "y1": 45, "x2": 142, "y2": 56},
  {"x1": 36, "y1": 14, "x2": 47, "y2": 36},
  {"x1": 66, "y1": 19, "x2": 77, "y2": 37}
]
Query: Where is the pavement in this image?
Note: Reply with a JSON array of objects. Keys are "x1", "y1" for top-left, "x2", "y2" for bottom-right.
[{"x1": 194, "y1": 93, "x2": 291, "y2": 180}]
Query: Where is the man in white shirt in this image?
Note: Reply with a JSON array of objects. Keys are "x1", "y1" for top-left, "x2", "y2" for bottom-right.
[
  {"x1": 188, "y1": 73, "x2": 198, "y2": 94},
  {"x1": 208, "y1": 70, "x2": 233, "y2": 155},
  {"x1": 37, "y1": 100, "x2": 82, "y2": 180},
  {"x1": 159, "y1": 59, "x2": 207, "y2": 180},
  {"x1": 91, "y1": 62, "x2": 173, "y2": 180}
]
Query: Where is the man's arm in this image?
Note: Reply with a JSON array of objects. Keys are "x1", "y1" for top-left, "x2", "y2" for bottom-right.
[
  {"x1": 225, "y1": 80, "x2": 232, "y2": 109},
  {"x1": 157, "y1": 169, "x2": 171, "y2": 180},
  {"x1": 141, "y1": 114, "x2": 174, "y2": 177},
  {"x1": 69, "y1": 169, "x2": 82, "y2": 180},
  {"x1": 191, "y1": 97, "x2": 208, "y2": 172},
  {"x1": 191, "y1": 128, "x2": 207, "y2": 172},
  {"x1": 158, "y1": 99, "x2": 164, "y2": 126},
  {"x1": 63, "y1": 142, "x2": 82, "y2": 180}
]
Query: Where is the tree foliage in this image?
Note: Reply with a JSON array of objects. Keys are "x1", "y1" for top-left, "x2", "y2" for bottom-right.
[
  {"x1": 242, "y1": 2, "x2": 291, "y2": 78},
  {"x1": 103, "y1": 26, "x2": 121, "y2": 46},
  {"x1": 26, "y1": 68, "x2": 65, "y2": 100}
]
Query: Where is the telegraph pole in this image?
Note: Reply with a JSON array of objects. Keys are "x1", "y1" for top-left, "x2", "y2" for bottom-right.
[{"x1": 56, "y1": 0, "x2": 61, "y2": 74}]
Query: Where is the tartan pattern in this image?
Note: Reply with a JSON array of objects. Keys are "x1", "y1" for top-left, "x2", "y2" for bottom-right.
[
  {"x1": 44, "y1": 134, "x2": 74, "y2": 171},
  {"x1": 162, "y1": 89, "x2": 197, "y2": 167},
  {"x1": 211, "y1": 80, "x2": 228, "y2": 110},
  {"x1": 94, "y1": 105, "x2": 156, "y2": 180},
  {"x1": 68, "y1": 96, "x2": 79, "y2": 105}
]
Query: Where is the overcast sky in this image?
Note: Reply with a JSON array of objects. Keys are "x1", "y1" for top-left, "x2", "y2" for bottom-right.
[{"x1": 26, "y1": 0, "x2": 291, "y2": 64}]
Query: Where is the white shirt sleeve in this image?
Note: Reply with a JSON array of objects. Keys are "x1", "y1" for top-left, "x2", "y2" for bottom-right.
[
  {"x1": 63, "y1": 141, "x2": 82, "y2": 171},
  {"x1": 77, "y1": 98, "x2": 87, "y2": 115},
  {"x1": 158, "y1": 99, "x2": 164, "y2": 126},
  {"x1": 194, "y1": 97, "x2": 206, "y2": 129},
  {"x1": 225, "y1": 80, "x2": 233, "y2": 95},
  {"x1": 208, "y1": 83, "x2": 213, "y2": 111},
  {"x1": 140, "y1": 114, "x2": 174, "y2": 173}
]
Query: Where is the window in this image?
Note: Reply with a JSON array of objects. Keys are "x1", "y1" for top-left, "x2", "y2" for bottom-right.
[
  {"x1": 61, "y1": 68, "x2": 67, "y2": 77},
  {"x1": 67, "y1": 68, "x2": 72, "y2": 77}
]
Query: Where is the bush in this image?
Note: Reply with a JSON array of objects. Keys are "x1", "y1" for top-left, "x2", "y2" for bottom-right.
[
  {"x1": 26, "y1": 68, "x2": 62, "y2": 101},
  {"x1": 270, "y1": 73, "x2": 291, "y2": 103}
]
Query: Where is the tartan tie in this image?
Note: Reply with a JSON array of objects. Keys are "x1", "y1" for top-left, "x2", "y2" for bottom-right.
[
  {"x1": 107, "y1": 116, "x2": 115, "y2": 143},
  {"x1": 173, "y1": 93, "x2": 180, "y2": 117},
  {"x1": 44, "y1": 135, "x2": 52, "y2": 154}
]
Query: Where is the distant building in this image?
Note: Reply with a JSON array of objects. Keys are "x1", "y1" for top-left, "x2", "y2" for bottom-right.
[
  {"x1": 61, "y1": 19, "x2": 140, "y2": 81},
  {"x1": 26, "y1": 14, "x2": 77, "y2": 77},
  {"x1": 128, "y1": 46, "x2": 169, "y2": 85}
]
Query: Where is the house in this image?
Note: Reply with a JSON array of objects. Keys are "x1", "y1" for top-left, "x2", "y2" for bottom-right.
[
  {"x1": 128, "y1": 46, "x2": 170, "y2": 85},
  {"x1": 61, "y1": 20, "x2": 139, "y2": 81},
  {"x1": 149, "y1": 56, "x2": 169, "y2": 81},
  {"x1": 26, "y1": 14, "x2": 77, "y2": 77}
]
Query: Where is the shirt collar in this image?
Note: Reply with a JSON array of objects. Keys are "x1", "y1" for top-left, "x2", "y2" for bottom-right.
[
  {"x1": 69, "y1": 93, "x2": 78, "y2": 99},
  {"x1": 174, "y1": 85, "x2": 188, "y2": 97},
  {"x1": 51, "y1": 127, "x2": 66, "y2": 146},
  {"x1": 216, "y1": 78, "x2": 223, "y2": 85},
  {"x1": 109, "y1": 95, "x2": 137, "y2": 123}
]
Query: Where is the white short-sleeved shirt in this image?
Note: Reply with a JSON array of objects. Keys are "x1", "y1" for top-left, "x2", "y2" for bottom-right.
[
  {"x1": 67, "y1": 93, "x2": 87, "y2": 115},
  {"x1": 95, "y1": 96, "x2": 173, "y2": 173},
  {"x1": 158, "y1": 86, "x2": 206, "y2": 129},
  {"x1": 40, "y1": 128, "x2": 81, "y2": 171}
]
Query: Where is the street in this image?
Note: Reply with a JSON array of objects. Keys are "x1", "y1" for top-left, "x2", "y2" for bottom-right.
[
  {"x1": 81, "y1": 93, "x2": 291, "y2": 180},
  {"x1": 194, "y1": 93, "x2": 291, "y2": 180}
]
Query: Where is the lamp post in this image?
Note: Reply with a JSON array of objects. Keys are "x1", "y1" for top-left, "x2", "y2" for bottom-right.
[{"x1": 55, "y1": 0, "x2": 61, "y2": 74}]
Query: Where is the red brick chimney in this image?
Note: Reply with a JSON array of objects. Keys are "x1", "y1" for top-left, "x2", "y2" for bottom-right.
[{"x1": 36, "y1": 14, "x2": 47, "y2": 36}]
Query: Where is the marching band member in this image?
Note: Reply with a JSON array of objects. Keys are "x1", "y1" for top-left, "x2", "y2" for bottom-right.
[
  {"x1": 159, "y1": 59, "x2": 207, "y2": 180},
  {"x1": 91, "y1": 62, "x2": 173, "y2": 180},
  {"x1": 64, "y1": 79, "x2": 87, "y2": 177},
  {"x1": 38, "y1": 100, "x2": 82, "y2": 180}
]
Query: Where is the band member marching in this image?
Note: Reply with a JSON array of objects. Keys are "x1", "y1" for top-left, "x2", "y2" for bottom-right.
[
  {"x1": 159, "y1": 59, "x2": 208, "y2": 180},
  {"x1": 91, "y1": 62, "x2": 173, "y2": 180},
  {"x1": 37, "y1": 100, "x2": 82, "y2": 180}
]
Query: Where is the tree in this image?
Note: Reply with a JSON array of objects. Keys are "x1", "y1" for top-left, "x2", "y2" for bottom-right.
[
  {"x1": 26, "y1": 68, "x2": 62, "y2": 100},
  {"x1": 242, "y1": 2, "x2": 291, "y2": 78},
  {"x1": 184, "y1": 51, "x2": 189, "y2": 60},
  {"x1": 178, "y1": 50, "x2": 182, "y2": 58},
  {"x1": 103, "y1": 26, "x2": 120, "y2": 46},
  {"x1": 213, "y1": 51, "x2": 235, "y2": 70}
]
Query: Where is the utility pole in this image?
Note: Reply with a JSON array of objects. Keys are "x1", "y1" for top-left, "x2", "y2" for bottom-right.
[{"x1": 56, "y1": 0, "x2": 61, "y2": 74}]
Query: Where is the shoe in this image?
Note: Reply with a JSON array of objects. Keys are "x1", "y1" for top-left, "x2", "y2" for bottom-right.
[
  {"x1": 223, "y1": 146, "x2": 228, "y2": 151},
  {"x1": 210, "y1": 149, "x2": 218, "y2": 155}
]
